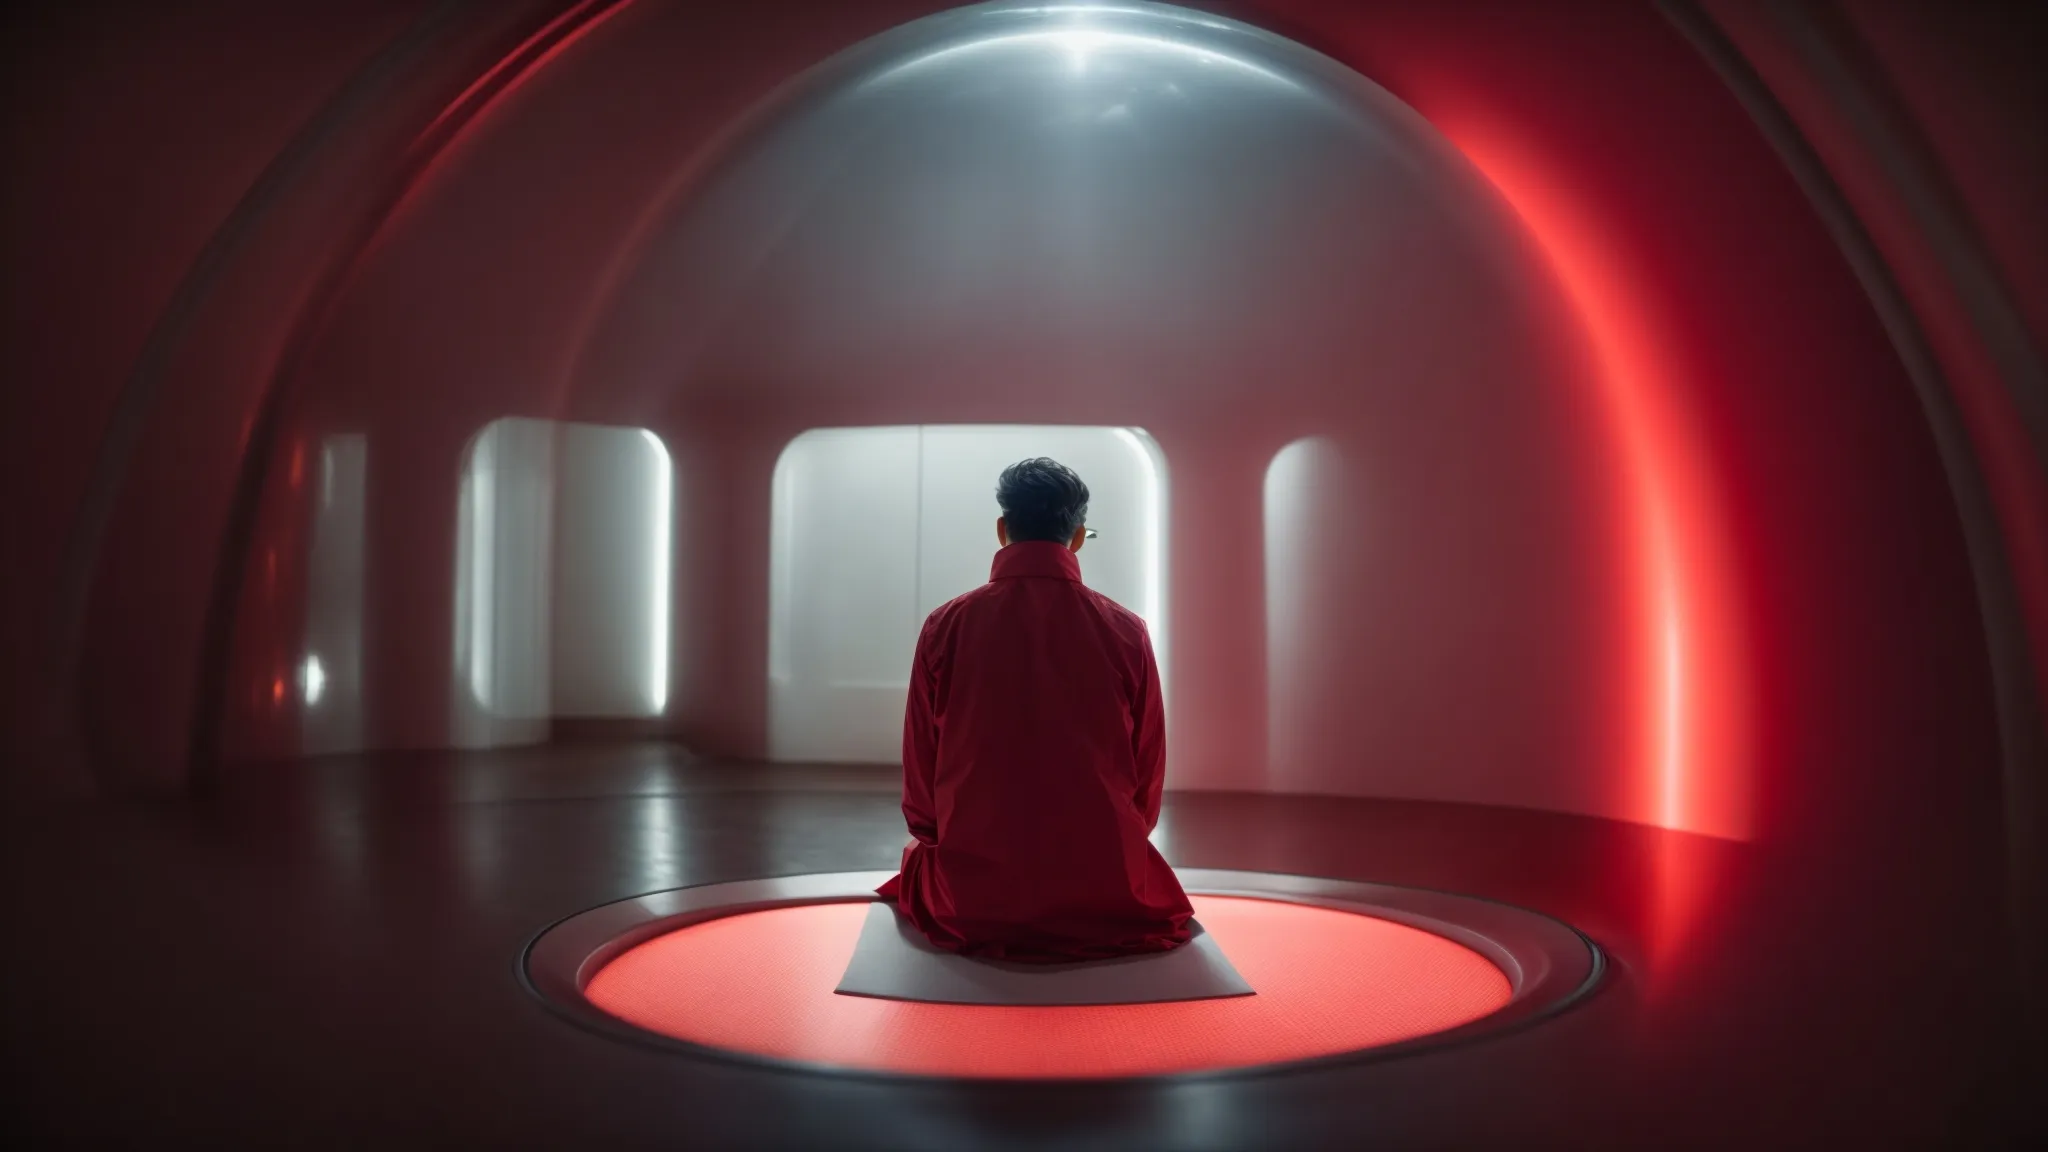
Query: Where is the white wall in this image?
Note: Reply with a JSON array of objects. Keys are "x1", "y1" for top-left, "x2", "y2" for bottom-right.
[
  {"x1": 453, "y1": 418, "x2": 554, "y2": 748},
  {"x1": 452, "y1": 417, "x2": 673, "y2": 749},
  {"x1": 302, "y1": 434, "x2": 367, "y2": 756},
  {"x1": 1263, "y1": 435, "x2": 1346, "y2": 790},
  {"x1": 552, "y1": 426, "x2": 673, "y2": 717},
  {"x1": 769, "y1": 424, "x2": 1165, "y2": 763}
]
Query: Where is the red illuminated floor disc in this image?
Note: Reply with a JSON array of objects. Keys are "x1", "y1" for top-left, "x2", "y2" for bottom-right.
[{"x1": 583, "y1": 894, "x2": 1513, "y2": 1078}]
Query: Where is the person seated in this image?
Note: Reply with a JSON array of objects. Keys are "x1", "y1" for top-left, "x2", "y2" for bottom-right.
[{"x1": 877, "y1": 457, "x2": 1194, "y2": 963}]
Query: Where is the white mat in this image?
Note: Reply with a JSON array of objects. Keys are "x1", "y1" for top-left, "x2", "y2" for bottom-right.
[{"x1": 833, "y1": 901, "x2": 1254, "y2": 1006}]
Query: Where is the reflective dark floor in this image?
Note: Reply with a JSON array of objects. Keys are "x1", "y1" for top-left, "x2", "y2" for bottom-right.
[{"x1": 3, "y1": 743, "x2": 2038, "y2": 1149}]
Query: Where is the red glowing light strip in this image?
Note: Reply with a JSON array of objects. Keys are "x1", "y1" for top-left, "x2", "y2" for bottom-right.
[
  {"x1": 415, "y1": 0, "x2": 621, "y2": 149},
  {"x1": 1448, "y1": 123, "x2": 1748, "y2": 840}
]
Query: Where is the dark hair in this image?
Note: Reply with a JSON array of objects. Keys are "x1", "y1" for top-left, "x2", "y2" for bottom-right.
[{"x1": 997, "y1": 457, "x2": 1090, "y2": 543}]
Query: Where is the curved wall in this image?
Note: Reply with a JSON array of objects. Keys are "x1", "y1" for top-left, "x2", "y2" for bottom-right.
[
  {"x1": 212, "y1": 1, "x2": 1665, "y2": 829},
  {"x1": 574, "y1": 2, "x2": 1636, "y2": 819},
  {"x1": 0, "y1": 0, "x2": 2015, "y2": 865}
]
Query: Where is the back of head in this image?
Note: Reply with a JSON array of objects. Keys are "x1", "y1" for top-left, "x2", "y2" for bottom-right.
[{"x1": 997, "y1": 458, "x2": 1090, "y2": 542}]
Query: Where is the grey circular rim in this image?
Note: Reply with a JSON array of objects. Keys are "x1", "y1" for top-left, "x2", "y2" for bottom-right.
[{"x1": 519, "y1": 868, "x2": 1605, "y2": 1084}]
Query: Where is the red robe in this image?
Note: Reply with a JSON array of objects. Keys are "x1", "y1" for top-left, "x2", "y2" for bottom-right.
[{"x1": 877, "y1": 540, "x2": 1193, "y2": 963}]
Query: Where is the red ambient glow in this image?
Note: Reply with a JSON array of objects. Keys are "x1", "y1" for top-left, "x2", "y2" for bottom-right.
[{"x1": 1448, "y1": 121, "x2": 1751, "y2": 843}]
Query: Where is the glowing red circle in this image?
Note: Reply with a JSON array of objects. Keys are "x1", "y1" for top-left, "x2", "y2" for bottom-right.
[{"x1": 583, "y1": 894, "x2": 1513, "y2": 1078}]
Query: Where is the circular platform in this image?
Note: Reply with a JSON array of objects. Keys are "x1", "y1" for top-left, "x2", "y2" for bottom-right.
[{"x1": 523, "y1": 870, "x2": 1601, "y2": 1080}]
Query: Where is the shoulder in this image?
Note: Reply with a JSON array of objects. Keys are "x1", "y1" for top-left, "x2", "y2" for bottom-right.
[
  {"x1": 1082, "y1": 586, "x2": 1153, "y2": 648},
  {"x1": 921, "y1": 583, "x2": 998, "y2": 635}
]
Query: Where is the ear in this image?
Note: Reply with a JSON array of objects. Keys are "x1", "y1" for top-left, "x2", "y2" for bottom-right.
[
  {"x1": 1069, "y1": 524, "x2": 1086, "y2": 553},
  {"x1": 996, "y1": 517, "x2": 1009, "y2": 547}
]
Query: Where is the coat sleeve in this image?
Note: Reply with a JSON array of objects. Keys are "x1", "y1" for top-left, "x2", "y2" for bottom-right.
[
  {"x1": 1132, "y1": 623, "x2": 1168, "y2": 833},
  {"x1": 901, "y1": 614, "x2": 941, "y2": 845}
]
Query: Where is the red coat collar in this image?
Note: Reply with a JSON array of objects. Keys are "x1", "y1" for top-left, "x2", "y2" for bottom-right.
[{"x1": 990, "y1": 540, "x2": 1083, "y2": 583}]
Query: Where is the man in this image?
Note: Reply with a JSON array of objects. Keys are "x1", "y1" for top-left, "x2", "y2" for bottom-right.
[{"x1": 877, "y1": 457, "x2": 1193, "y2": 963}]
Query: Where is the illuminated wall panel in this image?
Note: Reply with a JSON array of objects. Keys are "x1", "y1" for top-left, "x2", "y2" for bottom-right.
[
  {"x1": 1263, "y1": 435, "x2": 1344, "y2": 789},
  {"x1": 453, "y1": 417, "x2": 673, "y2": 749},
  {"x1": 301, "y1": 434, "x2": 367, "y2": 756},
  {"x1": 552, "y1": 427, "x2": 673, "y2": 718},
  {"x1": 770, "y1": 424, "x2": 1165, "y2": 763}
]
